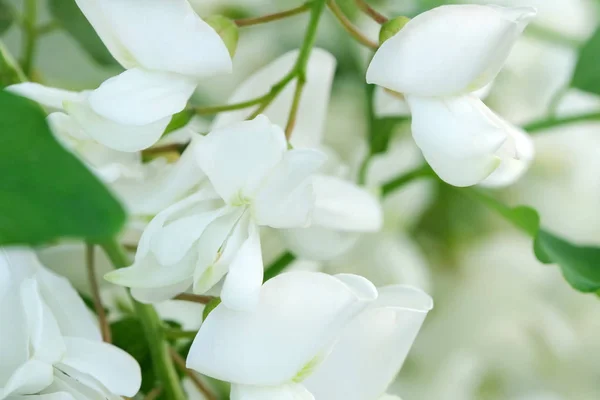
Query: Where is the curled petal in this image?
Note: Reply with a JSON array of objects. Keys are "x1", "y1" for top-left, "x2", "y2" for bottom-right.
[
  {"x1": 6, "y1": 83, "x2": 82, "y2": 111},
  {"x1": 2, "y1": 360, "x2": 54, "y2": 398},
  {"x1": 212, "y1": 48, "x2": 337, "y2": 149},
  {"x1": 195, "y1": 115, "x2": 287, "y2": 203},
  {"x1": 304, "y1": 285, "x2": 433, "y2": 400},
  {"x1": 88, "y1": 68, "x2": 197, "y2": 126},
  {"x1": 186, "y1": 271, "x2": 377, "y2": 386},
  {"x1": 231, "y1": 383, "x2": 314, "y2": 400},
  {"x1": 74, "y1": 0, "x2": 232, "y2": 77},
  {"x1": 367, "y1": 4, "x2": 536, "y2": 97},
  {"x1": 407, "y1": 95, "x2": 509, "y2": 187}
]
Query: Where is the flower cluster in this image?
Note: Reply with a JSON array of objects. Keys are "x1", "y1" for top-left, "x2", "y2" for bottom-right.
[{"x1": 1, "y1": 0, "x2": 545, "y2": 399}]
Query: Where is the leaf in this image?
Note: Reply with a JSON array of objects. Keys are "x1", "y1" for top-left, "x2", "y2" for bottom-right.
[
  {"x1": 535, "y1": 230, "x2": 600, "y2": 293},
  {"x1": 0, "y1": 91, "x2": 126, "y2": 245},
  {"x1": 0, "y1": 1, "x2": 14, "y2": 35},
  {"x1": 0, "y1": 40, "x2": 26, "y2": 87},
  {"x1": 48, "y1": 0, "x2": 118, "y2": 66},
  {"x1": 571, "y1": 27, "x2": 600, "y2": 95}
]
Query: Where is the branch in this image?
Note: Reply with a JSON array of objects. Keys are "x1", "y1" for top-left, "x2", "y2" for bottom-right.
[
  {"x1": 355, "y1": 0, "x2": 388, "y2": 24},
  {"x1": 86, "y1": 243, "x2": 111, "y2": 343},
  {"x1": 235, "y1": 3, "x2": 311, "y2": 27},
  {"x1": 174, "y1": 293, "x2": 215, "y2": 305},
  {"x1": 170, "y1": 348, "x2": 217, "y2": 400},
  {"x1": 327, "y1": 0, "x2": 378, "y2": 50}
]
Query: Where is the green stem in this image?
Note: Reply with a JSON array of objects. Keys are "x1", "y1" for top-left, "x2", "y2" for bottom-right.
[
  {"x1": 264, "y1": 251, "x2": 296, "y2": 282},
  {"x1": 523, "y1": 112, "x2": 600, "y2": 133},
  {"x1": 194, "y1": 93, "x2": 273, "y2": 116},
  {"x1": 101, "y1": 240, "x2": 186, "y2": 400},
  {"x1": 22, "y1": 0, "x2": 37, "y2": 77},
  {"x1": 381, "y1": 164, "x2": 433, "y2": 197},
  {"x1": 525, "y1": 24, "x2": 583, "y2": 48},
  {"x1": 235, "y1": 3, "x2": 311, "y2": 27},
  {"x1": 164, "y1": 328, "x2": 198, "y2": 340},
  {"x1": 327, "y1": 0, "x2": 378, "y2": 49}
]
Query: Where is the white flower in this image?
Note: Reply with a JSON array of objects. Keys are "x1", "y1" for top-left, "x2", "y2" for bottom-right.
[
  {"x1": 366, "y1": 5, "x2": 536, "y2": 187},
  {"x1": 106, "y1": 115, "x2": 326, "y2": 310},
  {"x1": 8, "y1": 0, "x2": 232, "y2": 152},
  {"x1": 186, "y1": 271, "x2": 432, "y2": 400},
  {"x1": 0, "y1": 248, "x2": 141, "y2": 400}
]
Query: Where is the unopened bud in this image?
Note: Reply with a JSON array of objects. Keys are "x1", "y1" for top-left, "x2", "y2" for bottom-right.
[
  {"x1": 379, "y1": 16, "x2": 411, "y2": 45},
  {"x1": 205, "y1": 15, "x2": 239, "y2": 57}
]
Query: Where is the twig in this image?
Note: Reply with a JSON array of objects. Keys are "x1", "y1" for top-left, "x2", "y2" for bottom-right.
[
  {"x1": 170, "y1": 348, "x2": 217, "y2": 400},
  {"x1": 86, "y1": 243, "x2": 111, "y2": 343},
  {"x1": 174, "y1": 293, "x2": 215, "y2": 305},
  {"x1": 355, "y1": 0, "x2": 388, "y2": 24},
  {"x1": 144, "y1": 387, "x2": 163, "y2": 400},
  {"x1": 21, "y1": 0, "x2": 38, "y2": 76},
  {"x1": 235, "y1": 3, "x2": 311, "y2": 27},
  {"x1": 327, "y1": 0, "x2": 378, "y2": 50},
  {"x1": 194, "y1": 93, "x2": 273, "y2": 116}
]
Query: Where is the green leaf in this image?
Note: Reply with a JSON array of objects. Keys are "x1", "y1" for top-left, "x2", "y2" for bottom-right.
[
  {"x1": 0, "y1": 40, "x2": 26, "y2": 87},
  {"x1": 48, "y1": 0, "x2": 117, "y2": 66},
  {"x1": 0, "y1": 91, "x2": 126, "y2": 245},
  {"x1": 535, "y1": 230, "x2": 600, "y2": 293},
  {"x1": 0, "y1": 1, "x2": 14, "y2": 35},
  {"x1": 571, "y1": 28, "x2": 600, "y2": 95}
]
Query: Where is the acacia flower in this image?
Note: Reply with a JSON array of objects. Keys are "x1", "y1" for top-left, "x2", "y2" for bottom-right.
[
  {"x1": 8, "y1": 0, "x2": 232, "y2": 152},
  {"x1": 186, "y1": 271, "x2": 432, "y2": 400},
  {"x1": 367, "y1": 5, "x2": 537, "y2": 187},
  {"x1": 0, "y1": 248, "x2": 141, "y2": 400},
  {"x1": 105, "y1": 115, "x2": 326, "y2": 310}
]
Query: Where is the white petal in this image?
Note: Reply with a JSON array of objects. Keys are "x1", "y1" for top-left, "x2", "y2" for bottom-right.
[
  {"x1": 64, "y1": 99, "x2": 169, "y2": 152},
  {"x1": 59, "y1": 337, "x2": 141, "y2": 397},
  {"x1": 407, "y1": 95, "x2": 507, "y2": 187},
  {"x1": 281, "y1": 226, "x2": 359, "y2": 262},
  {"x1": 131, "y1": 279, "x2": 192, "y2": 304},
  {"x1": 195, "y1": 115, "x2": 287, "y2": 203},
  {"x1": 89, "y1": 68, "x2": 197, "y2": 126},
  {"x1": 186, "y1": 271, "x2": 377, "y2": 386},
  {"x1": 212, "y1": 48, "x2": 336, "y2": 149},
  {"x1": 75, "y1": 0, "x2": 232, "y2": 77},
  {"x1": 49, "y1": 369, "x2": 112, "y2": 400},
  {"x1": 373, "y1": 87, "x2": 411, "y2": 119},
  {"x1": 311, "y1": 175, "x2": 382, "y2": 231},
  {"x1": 36, "y1": 267, "x2": 101, "y2": 341},
  {"x1": 304, "y1": 285, "x2": 433, "y2": 400},
  {"x1": 480, "y1": 119, "x2": 534, "y2": 188},
  {"x1": 220, "y1": 222, "x2": 263, "y2": 311},
  {"x1": 231, "y1": 383, "x2": 314, "y2": 400},
  {"x1": 253, "y1": 149, "x2": 326, "y2": 229},
  {"x1": 6, "y1": 83, "x2": 82, "y2": 110},
  {"x1": 366, "y1": 4, "x2": 536, "y2": 96},
  {"x1": 2, "y1": 360, "x2": 54, "y2": 398},
  {"x1": 20, "y1": 278, "x2": 66, "y2": 364}
]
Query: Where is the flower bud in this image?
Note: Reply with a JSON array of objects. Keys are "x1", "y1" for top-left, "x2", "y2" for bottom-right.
[
  {"x1": 205, "y1": 15, "x2": 239, "y2": 57},
  {"x1": 379, "y1": 16, "x2": 410, "y2": 45}
]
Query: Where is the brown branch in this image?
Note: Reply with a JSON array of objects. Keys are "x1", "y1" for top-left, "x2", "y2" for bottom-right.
[
  {"x1": 355, "y1": 0, "x2": 388, "y2": 24},
  {"x1": 327, "y1": 0, "x2": 378, "y2": 50},
  {"x1": 235, "y1": 3, "x2": 311, "y2": 27},
  {"x1": 86, "y1": 243, "x2": 111, "y2": 343},
  {"x1": 144, "y1": 387, "x2": 163, "y2": 400},
  {"x1": 170, "y1": 348, "x2": 217, "y2": 400},
  {"x1": 174, "y1": 293, "x2": 216, "y2": 305}
]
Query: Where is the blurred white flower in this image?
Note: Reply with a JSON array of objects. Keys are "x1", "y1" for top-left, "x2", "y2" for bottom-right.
[
  {"x1": 367, "y1": 4, "x2": 536, "y2": 187},
  {"x1": 106, "y1": 115, "x2": 326, "y2": 310},
  {"x1": 0, "y1": 248, "x2": 141, "y2": 400},
  {"x1": 186, "y1": 271, "x2": 432, "y2": 400},
  {"x1": 9, "y1": 0, "x2": 232, "y2": 152}
]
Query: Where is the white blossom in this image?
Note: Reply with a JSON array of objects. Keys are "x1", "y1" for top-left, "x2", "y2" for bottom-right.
[
  {"x1": 367, "y1": 4, "x2": 537, "y2": 187},
  {"x1": 8, "y1": 0, "x2": 231, "y2": 152},
  {"x1": 0, "y1": 248, "x2": 141, "y2": 400},
  {"x1": 186, "y1": 271, "x2": 432, "y2": 400},
  {"x1": 106, "y1": 115, "x2": 326, "y2": 310}
]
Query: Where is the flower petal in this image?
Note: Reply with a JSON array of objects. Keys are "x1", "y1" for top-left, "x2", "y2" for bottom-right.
[
  {"x1": 64, "y1": 99, "x2": 169, "y2": 152},
  {"x1": 59, "y1": 337, "x2": 142, "y2": 397},
  {"x1": 304, "y1": 285, "x2": 433, "y2": 400},
  {"x1": 75, "y1": 0, "x2": 232, "y2": 77},
  {"x1": 195, "y1": 115, "x2": 287, "y2": 203},
  {"x1": 6, "y1": 83, "x2": 82, "y2": 110},
  {"x1": 366, "y1": 4, "x2": 536, "y2": 96},
  {"x1": 220, "y1": 222, "x2": 263, "y2": 311},
  {"x1": 406, "y1": 95, "x2": 507, "y2": 187},
  {"x1": 212, "y1": 48, "x2": 336, "y2": 149},
  {"x1": 186, "y1": 271, "x2": 377, "y2": 386},
  {"x1": 231, "y1": 383, "x2": 314, "y2": 400},
  {"x1": 253, "y1": 149, "x2": 326, "y2": 229},
  {"x1": 281, "y1": 226, "x2": 359, "y2": 261},
  {"x1": 2, "y1": 360, "x2": 54, "y2": 398},
  {"x1": 88, "y1": 68, "x2": 197, "y2": 126},
  {"x1": 131, "y1": 279, "x2": 192, "y2": 304}
]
